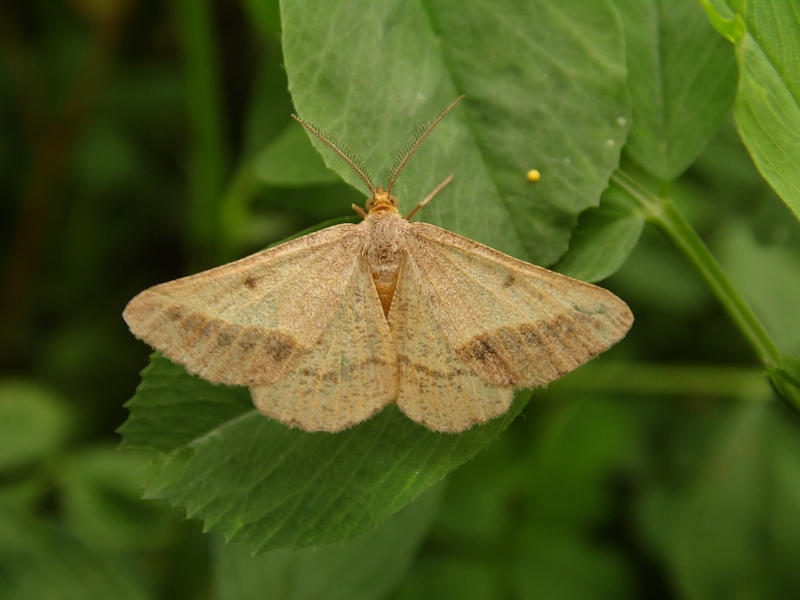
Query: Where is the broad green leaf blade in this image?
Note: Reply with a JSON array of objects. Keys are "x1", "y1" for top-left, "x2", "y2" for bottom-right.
[
  {"x1": 735, "y1": 38, "x2": 800, "y2": 222},
  {"x1": 555, "y1": 186, "x2": 645, "y2": 282},
  {"x1": 120, "y1": 355, "x2": 524, "y2": 552},
  {"x1": 214, "y1": 484, "x2": 442, "y2": 600},
  {"x1": 118, "y1": 355, "x2": 253, "y2": 454},
  {"x1": 614, "y1": 0, "x2": 737, "y2": 181},
  {"x1": 254, "y1": 123, "x2": 341, "y2": 187},
  {"x1": 282, "y1": 0, "x2": 630, "y2": 266},
  {"x1": 699, "y1": 0, "x2": 744, "y2": 41},
  {"x1": 701, "y1": 1, "x2": 800, "y2": 221}
]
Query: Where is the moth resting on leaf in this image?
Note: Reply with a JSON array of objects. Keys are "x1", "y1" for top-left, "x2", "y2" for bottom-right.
[{"x1": 124, "y1": 97, "x2": 633, "y2": 433}]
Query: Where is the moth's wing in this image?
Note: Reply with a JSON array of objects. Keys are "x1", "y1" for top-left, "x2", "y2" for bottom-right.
[
  {"x1": 123, "y1": 224, "x2": 364, "y2": 386},
  {"x1": 252, "y1": 256, "x2": 398, "y2": 432},
  {"x1": 398, "y1": 223, "x2": 633, "y2": 388},
  {"x1": 389, "y1": 261, "x2": 513, "y2": 433}
]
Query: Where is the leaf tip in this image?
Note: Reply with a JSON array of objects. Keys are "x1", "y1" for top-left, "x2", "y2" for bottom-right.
[{"x1": 699, "y1": 0, "x2": 746, "y2": 43}]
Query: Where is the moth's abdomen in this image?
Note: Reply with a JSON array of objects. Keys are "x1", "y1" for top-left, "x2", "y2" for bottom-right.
[
  {"x1": 368, "y1": 243, "x2": 403, "y2": 317},
  {"x1": 363, "y1": 212, "x2": 406, "y2": 318}
]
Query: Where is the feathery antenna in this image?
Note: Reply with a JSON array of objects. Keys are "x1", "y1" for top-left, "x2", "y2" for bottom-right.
[
  {"x1": 386, "y1": 96, "x2": 464, "y2": 195},
  {"x1": 291, "y1": 114, "x2": 377, "y2": 195}
]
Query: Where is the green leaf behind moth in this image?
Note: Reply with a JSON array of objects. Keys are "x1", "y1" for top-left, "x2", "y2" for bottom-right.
[
  {"x1": 120, "y1": 355, "x2": 524, "y2": 552},
  {"x1": 282, "y1": 0, "x2": 630, "y2": 266}
]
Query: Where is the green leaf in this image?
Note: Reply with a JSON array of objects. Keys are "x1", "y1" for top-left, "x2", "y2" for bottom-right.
[
  {"x1": 119, "y1": 355, "x2": 253, "y2": 454},
  {"x1": 699, "y1": 0, "x2": 745, "y2": 41},
  {"x1": 120, "y1": 355, "x2": 525, "y2": 552},
  {"x1": 701, "y1": 1, "x2": 800, "y2": 221},
  {"x1": 213, "y1": 484, "x2": 442, "y2": 600},
  {"x1": 614, "y1": 0, "x2": 737, "y2": 180},
  {"x1": 0, "y1": 504, "x2": 151, "y2": 600},
  {"x1": 282, "y1": 0, "x2": 630, "y2": 266},
  {"x1": 555, "y1": 186, "x2": 645, "y2": 282},
  {"x1": 0, "y1": 380, "x2": 72, "y2": 471},
  {"x1": 253, "y1": 123, "x2": 341, "y2": 187}
]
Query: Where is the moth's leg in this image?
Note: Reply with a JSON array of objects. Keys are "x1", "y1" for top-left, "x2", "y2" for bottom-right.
[{"x1": 405, "y1": 174, "x2": 454, "y2": 221}]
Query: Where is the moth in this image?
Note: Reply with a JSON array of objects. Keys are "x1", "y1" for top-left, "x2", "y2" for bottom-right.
[{"x1": 124, "y1": 97, "x2": 633, "y2": 433}]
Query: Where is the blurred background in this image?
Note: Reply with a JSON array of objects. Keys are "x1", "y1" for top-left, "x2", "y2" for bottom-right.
[{"x1": 2, "y1": 1, "x2": 800, "y2": 599}]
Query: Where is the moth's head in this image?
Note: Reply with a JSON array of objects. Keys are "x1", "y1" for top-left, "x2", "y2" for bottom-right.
[
  {"x1": 366, "y1": 187, "x2": 400, "y2": 214},
  {"x1": 291, "y1": 96, "x2": 464, "y2": 221}
]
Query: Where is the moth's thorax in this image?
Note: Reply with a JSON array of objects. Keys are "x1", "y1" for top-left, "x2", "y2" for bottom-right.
[{"x1": 362, "y1": 209, "x2": 408, "y2": 317}]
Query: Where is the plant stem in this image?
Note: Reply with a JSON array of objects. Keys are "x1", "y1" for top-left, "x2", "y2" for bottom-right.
[
  {"x1": 175, "y1": 0, "x2": 230, "y2": 269},
  {"x1": 612, "y1": 171, "x2": 782, "y2": 371}
]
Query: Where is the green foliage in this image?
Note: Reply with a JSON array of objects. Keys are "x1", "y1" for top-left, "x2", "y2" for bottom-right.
[
  {"x1": 555, "y1": 188, "x2": 646, "y2": 282},
  {"x1": 618, "y1": 0, "x2": 737, "y2": 179},
  {"x1": 2, "y1": 0, "x2": 800, "y2": 598},
  {"x1": 701, "y1": 0, "x2": 800, "y2": 221},
  {"x1": 254, "y1": 124, "x2": 342, "y2": 187},
  {"x1": 122, "y1": 356, "x2": 524, "y2": 551},
  {"x1": 283, "y1": 0, "x2": 630, "y2": 266}
]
